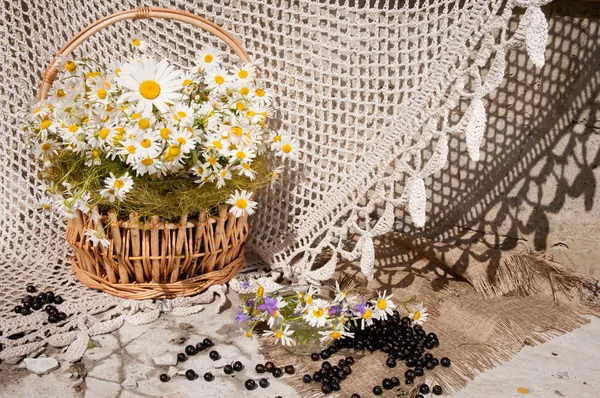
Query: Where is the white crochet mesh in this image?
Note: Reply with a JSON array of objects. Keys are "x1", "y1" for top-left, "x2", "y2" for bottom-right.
[{"x1": 0, "y1": 0, "x2": 550, "y2": 358}]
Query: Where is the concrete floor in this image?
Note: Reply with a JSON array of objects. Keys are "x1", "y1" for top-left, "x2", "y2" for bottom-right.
[{"x1": 0, "y1": 295, "x2": 598, "y2": 398}]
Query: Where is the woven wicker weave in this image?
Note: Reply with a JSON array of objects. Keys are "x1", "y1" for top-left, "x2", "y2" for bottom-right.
[{"x1": 40, "y1": 7, "x2": 252, "y2": 299}]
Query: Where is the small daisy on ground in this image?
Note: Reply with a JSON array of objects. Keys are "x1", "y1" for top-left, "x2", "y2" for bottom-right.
[
  {"x1": 355, "y1": 297, "x2": 375, "y2": 328},
  {"x1": 372, "y1": 290, "x2": 396, "y2": 321},
  {"x1": 408, "y1": 303, "x2": 429, "y2": 325},
  {"x1": 227, "y1": 190, "x2": 257, "y2": 218}
]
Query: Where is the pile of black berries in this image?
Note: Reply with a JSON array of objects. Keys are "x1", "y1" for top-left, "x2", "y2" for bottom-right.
[
  {"x1": 304, "y1": 352, "x2": 355, "y2": 395},
  {"x1": 13, "y1": 285, "x2": 66, "y2": 323}
]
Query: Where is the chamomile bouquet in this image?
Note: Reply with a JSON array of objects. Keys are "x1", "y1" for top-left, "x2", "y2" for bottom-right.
[{"x1": 25, "y1": 37, "x2": 296, "y2": 248}]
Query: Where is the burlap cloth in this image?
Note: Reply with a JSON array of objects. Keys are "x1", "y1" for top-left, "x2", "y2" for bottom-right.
[{"x1": 262, "y1": 232, "x2": 600, "y2": 397}]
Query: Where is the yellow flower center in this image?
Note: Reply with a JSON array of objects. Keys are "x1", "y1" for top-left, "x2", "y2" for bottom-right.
[
  {"x1": 140, "y1": 138, "x2": 152, "y2": 148},
  {"x1": 138, "y1": 118, "x2": 150, "y2": 130},
  {"x1": 177, "y1": 137, "x2": 187, "y2": 145},
  {"x1": 40, "y1": 120, "x2": 52, "y2": 130},
  {"x1": 115, "y1": 68, "x2": 122, "y2": 77},
  {"x1": 160, "y1": 127, "x2": 171, "y2": 140},
  {"x1": 363, "y1": 309, "x2": 372, "y2": 319},
  {"x1": 208, "y1": 156, "x2": 217, "y2": 165},
  {"x1": 114, "y1": 179, "x2": 125, "y2": 189},
  {"x1": 182, "y1": 79, "x2": 192, "y2": 86},
  {"x1": 168, "y1": 146, "x2": 180, "y2": 156},
  {"x1": 41, "y1": 143, "x2": 52, "y2": 151},
  {"x1": 56, "y1": 89, "x2": 66, "y2": 98},
  {"x1": 235, "y1": 198, "x2": 248, "y2": 209},
  {"x1": 240, "y1": 86, "x2": 250, "y2": 96},
  {"x1": 414, "y1": 311, "x2": 420, "y2": 321},
  {"x1": 127, "y1": 145, "x2": 136, "y2": 154},
  {"x1": 242, "y1": 163, "x2": 251, "y2": 170},
  {"x1": 238, "y1": 70, "x2": 248, "y2": 78},
  {"x1": 313, "y1": 308, "x2": 324, "y2": 318},
  {"x1": 132, "y1": 38, "x2": 141, "y2": 47},
  {"x1": 65, "y1": 60, "x2": 77, "y2": 72},
  {"x1": 275, "y1": 331, "x2": 283, "y2": 339},
  {"x1": 177, "y1": 111, "x2": 187, "y2": 119},
  {"x1": 231, "y1": 126, "x2": 243, "y2": 137},
  {"x1": 139, "y1": 80, "x2": 161, "y2": 100},
  {"x1": 131, "y1": 112, "x2": 142, "y2": 120},
  {"x1": 236, "y1": 101, "x2": 245, "y2": 111},
  {"x1": 330, "y1": 331, "x2": 342, "y2": 340},
  {"x1": 142, "y1": 157, "x2": 153, "y2": 166},
  {"x1": 204, "y1": 54, "x2": 213, "y2": 63},
  {"x1": 281, "y1": 143, "x2": 292, "y2": 153},
  {"x1": 214, "y1": 75, "x2": 225, "y2": 85},
  {"x1": 68, "y1": 124, "x2": 78, "y2": 133},
  {"x1": 97, "y1": 88, "x2": 107, "y2": 99},
  {"x1": 273, "y1": 135, "x2": 281, "y2": 143},
  {"x1": 99, "y1": 128, "x2": 110, "y2": 140},
  {"x1": 42, "y1": 203, "x2": 51, "y2": 210},
  {"x1": 377, "y1": 298, "x2": 387, "y2": 310},
  {"x1": 91, "y1": 149, "x2": 100, "y2": 159},
  {"x1": 307, "y1": 296, "x2": 313, "y2": 305},
  {"x1": 213, "y1": 140, "x2": 223, "y2": 149},
  {"x1": 236, "y1": 151, "x2": 246, "y2": 159},
  {"x1": 255, "y1": 88, "x2": 265, "y2": 97},
  {"x1": 272, "y1": 310, "x2": 279, "y2": 318},
  {"x1": 257, "y1": 286, "x2": 264, "y2": 298}
]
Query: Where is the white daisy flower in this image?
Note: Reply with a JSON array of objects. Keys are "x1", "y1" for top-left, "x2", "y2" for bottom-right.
[
  {"x1": 234, "y1": 162, "x2": 257, "y2": 181},
  {"x1": 303, "y1": 299, "x2": 330, "y2": 328},
  {"x1": 131, "y1": 35, "x2": 148, "y2": 52},
  {"x1": 230, "y1": 63, "x2": 257, "y2": 85},
  {"x1": 274, "y1": 135, "x2": 299, "y2": 161},
  {"x1": 206, "y1": 68, "x2": 230, "y2": 92},
  {"x1": 133, "y1": 155, "x2": 165, "y2": 177},
  {"x1": 263, "y1": 324, "x2": 294, "y2": 346},
  {"x1": 409, "y1": 303, "x2": 429, "y2": 326},
  {"x1": 230, "y1": 146, "x2": 256, "y2": 164},
  {"x1": 87, "y1": 75, "x2": 114, "y2": 105},
  {"x1": 117, "y1": 57, "x2": 183, "y2": 113},
  {"x1": 251, "y1": 87, "x2": 274, "y2": 107},
  {"x1": 36, "y1": 139, "x2": 59, "y2": 160},
  {"x1": 214, "y1": 167, "x2": 232, "y2": 189},
  {"x1": 84, "y1": 147, "x2": 103, "y2": 166},
  {"x1": 195, "y1": 48, "x2": 222, "y2": 72},
  {"x1": 169, "y1": 128, "x2": 196, "y2": 155},
  {"x1": 372, "y1": 290, "x2": 396, "y2": 321},
  {"x1": 100, "y1": 172, "x2": 134, "y2": 203},
  {"x1": 84, "y1": 228, "x2": 111, "y2": 249},
  {"x1": 318, "y1": 328, "x2": 354, "y2": 344},
  {"x1": 37, "y1": 196, "x2": 54, "y2": 212},
  {"x1": 55, "y1": 55, "x2": 81, "y2": 74},
  {"x1": 226, "y1": 189, "x2": 257, "y2": 218},
  {"x1": 169, "y1": 102, "x2": 195, "y2": 127}
]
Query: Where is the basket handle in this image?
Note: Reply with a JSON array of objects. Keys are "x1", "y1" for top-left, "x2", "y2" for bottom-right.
[{"x1": 37, "y1": 6, "x2": 251, "y2": 101}]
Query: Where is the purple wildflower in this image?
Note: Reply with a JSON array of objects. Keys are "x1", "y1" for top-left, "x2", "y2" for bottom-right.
[
  {"x1": 355, "y1": 296, "x2": 367, "y2": 316},
  {"x1": 236, "y1": 310, "x2": 250, "y2": 324},
  {"x1": 258, "y1": 296, "x2": 280, "y2": 316},
  {"x1": 239, "y1": 281, "x2": 251, "y2": 289},
  {"x1": 329, "y1": 305, "x2": 342, "y2": 316}
]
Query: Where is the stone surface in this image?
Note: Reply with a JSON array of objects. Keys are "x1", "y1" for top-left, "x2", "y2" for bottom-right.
[
  {"x1": 83, "y1": 348, "x2": 113, "y2": 363},
  {"x1": 121, "y1": 377, "x2": 137, "y2": 390},
  {"x1": 24, "y1": 357, "x2": 59, "y2": 375},
  {"x1": 151, "y1": 352, "x2": 178, "y2": 367},
  {"x1": 84, "y1": 377, "x2": 120, "y2": 398},
  {"x1": 86, "y1": 354, "x2": 121, "y2": 383},
  {"x1": 90, "y1": 334, "x2": 120, "y2": 351}
]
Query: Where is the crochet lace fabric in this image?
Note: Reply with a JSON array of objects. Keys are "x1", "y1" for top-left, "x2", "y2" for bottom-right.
[{"x1": 0, "y1": 0, "x2": 550, "y2": 359}]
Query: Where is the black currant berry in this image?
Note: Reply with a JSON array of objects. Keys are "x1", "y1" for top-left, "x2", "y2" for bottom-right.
[
  {"x1": 22, "y1": 307, "x2": 33, "y2": 316},
  {"x1": 54, "y1": 296, "x2": 64, "y2": 304},
  {"x1": 414, "y1": 367, "x2": 424, "y2": 377},
  {"x1": 373, "y1": 385, "x2": 383, "y2": 395},
  {"x1": 185, "y1": 345, "x2": 197, "y2": 356},
  {"x1": 391, "y1": 376, "x2": 400, "y2": 386},
  {"x1": 420, "y1": 384, "x2": 430, "y2": 394},
  {"x1": 46, "y1": 291, "x2": 55, "y2": 302},
  {"x1": 312, "y1": 372, "x2": 322, "y2": 382},
  {"x1": 22, "y1": 296, "x2": 33, "y2": 305},
  {"x1": 47, "y1": 313, "x2": 57, "y2": 322},
  {"x1": 259, "y1": 378, "x2": 269, "y2": 388},
  {"x1": 57, "y1": 312, "x2": 67, "y2": 321},
  {"x1": 185, "y1": 369, "x2": 197, "y2": 380},
  {"x1": 284, "y1": 365, "x2": 295, "y2": 374},
  {"x1": 177, "y1": 353, "x2": 188, "y2": 362},
  {"x1": 311, "y1": 353, "x2": 320, "y2": 361},
  {"x1": 322, "y1": 360, "x2": 331, "y2": 370},
  {"x1": 432, "y1": 385, "x2": 443, "y2": 395},
  {"x1": 26, "y1": 285, "x2": 36, "y2": 293},
  {"x1": 264, "y1": 361, "x2": 275, "y2": 372},
  {"x1": 405, "y1": 378, "x2": 414, "y2": 385},
  {"x1": 321, "y1": 384, "x2": 332, "y2": 394},
  {"x1": 341, "y1": 365, "x2": 352, "y2": 375},
  {"x1": 327, "y1": 346, "x2": 338, "y2": 355},
  {"x1": 351, "y1": 394, "x2": 361, "y2": 398},
  {"x1": 302, "y1": 374, "x2": 311, "y2": 383},
  {"x1": 272, "y1": 367, "x2": 283, "y2": 378},
  {"x1": 245, "y1": 379, "x2": 257, "y2": 390},
  {"x1": 426, "y1": 361, "x2": 435, "y2": 370},
  {"x1": 405, "y1": 369, "x2": 415, "y2": 379},
  {"x1": 232, "y1": 361, "x2": 243, "y2": 372},
  {"x1": 37, "y1": 293, "x2": 47, "y2": 302},
  {"x1": 196, "y1": 342, "x2": 206, "y2": 352},
  {"x1": 203, "y1": 338, "x2": 214, "y2": 347},
  {"x1": 346, "y1": 356, "x2": 355, "y2": 365},
  {"x1": 441, "y1": 357, "x2": 451, "y2": 367},
  {"x1": 382, "y1": 378, "x2": 393, "y2": 390},
  {"x1": 159, "y1": 373, "x2": 170, "y2": 382},
  {"x1": 320, "y1": 350, "x2": 330, "y2": 359},
  {"x1": 386, "y1": 357, "x2": 396, "y2": 368},
  {"x1": 203, "y1": 372, "x2": 214, "y2": 382},
  {"x1": 255, "y1": 364, "x2": 266, "y2": 373},
  {"x1": 14, "y1": 305, "x2": 22, "y2": 314},
  {"x1": 416, "y1": 395, "x2": 424, "y2": 398},
  {"x1": 338, "y1": 359, "x2": 347, "y2": 367},
  {"x1": 331, "y1": 382, "x2": 340, "y2": 391},
  {"x1": 223, "y1": 364, "x2": 234, "y2": 374},
  {"x1": 208, "y1": 350, "x2": 220, "y2": 360}
]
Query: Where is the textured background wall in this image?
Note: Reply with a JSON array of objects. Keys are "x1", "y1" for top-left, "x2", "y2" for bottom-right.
[{"x1": 410, "y1": 0, "x2": 600, "y2": 278}]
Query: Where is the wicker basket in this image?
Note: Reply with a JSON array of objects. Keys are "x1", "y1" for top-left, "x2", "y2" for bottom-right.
[{"x1": 38, "y1": 7, "x2": 253, "y2": 299}]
